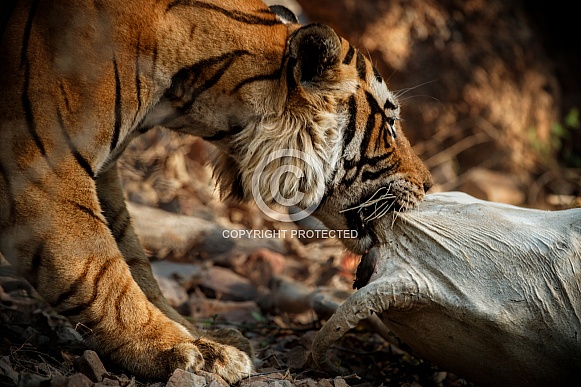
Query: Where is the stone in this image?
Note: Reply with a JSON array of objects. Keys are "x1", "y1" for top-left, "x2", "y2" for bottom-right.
[
  {"x1": 17, "y1": 372, "x2": 50, "y2": 387},
  {"x1": 66, "y1": 373, "x2": 94, "y2": 387},
  {"x1": 333, "y1": 378, "x2": 349, "y2": 387},
  {"x1": 154, "y1": 275, "x2": 189, "y2": 307},
  {"x1": 74, "y1": 350, "x2": 108, "y2": 382},
  {"x1": 0, "y1": 356, "x2": 18, "y2": 386},
  {"x1": 195, "y1": 370, "x2": 229, "y2": 387},
  {"x1": 199, "y1": 266, "x2": 256, "y2": 301},
  {"x1": 166, "y1": 369, "x2": 206, "y2": 387}
]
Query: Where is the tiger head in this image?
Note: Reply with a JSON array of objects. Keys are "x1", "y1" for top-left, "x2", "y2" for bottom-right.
[{"x1": 156, "y1": 10, "x2": 432, "y2": 254}]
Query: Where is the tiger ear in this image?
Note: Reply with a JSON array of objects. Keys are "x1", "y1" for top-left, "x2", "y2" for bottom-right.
[
  {"x1": 269, "y1": 5, "x2": 299, "y2": 24},
  {"x1": 288, "y1": 23, "x2": 342, "y2": 87}
]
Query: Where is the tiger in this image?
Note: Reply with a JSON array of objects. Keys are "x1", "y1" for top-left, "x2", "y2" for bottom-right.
[{"x1": 0, "y1": 0, "x2": 432, "y2": 383}]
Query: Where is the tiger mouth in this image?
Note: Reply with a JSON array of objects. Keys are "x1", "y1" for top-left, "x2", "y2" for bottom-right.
[
  {"x1": 341, "y1": 188, "x2": 421, "y2": 253},
  {"x1": 342, "y1": 185, "x2": 403, "y2": 228},
  {"x1": 344, "y1": 200, "x2": 402, "y2": 244}
]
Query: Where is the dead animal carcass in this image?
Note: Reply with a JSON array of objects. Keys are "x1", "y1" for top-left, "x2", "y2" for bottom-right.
[{"x1": 312, "y1": 192, "x2": 581, "y2": 386}]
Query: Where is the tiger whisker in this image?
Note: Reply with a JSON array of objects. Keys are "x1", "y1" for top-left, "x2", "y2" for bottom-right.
[
  {"x1": 348, "y1": 193, "x2": 397, "y2": 214},
  {"x1": 390, "y1": 194, "x2": 408, "y2": 228},
  {"x1": 339, "y1": 185, "x2": 394, "y2": 213},
  {"x1": 362, "y1": 201, "x2": 390, "y2": 222},
  {"x1": 393, "y1": 79, "x2": 437, "y2": 99},
  {"x1": 398, "y1": 94, "x2": 440, "y2": 103},
  {"x1": 364, "y1": 199, "x2": 397, "y2": 222}
]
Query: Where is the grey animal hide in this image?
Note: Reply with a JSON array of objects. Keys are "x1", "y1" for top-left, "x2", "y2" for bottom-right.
[{"x1": 312, "y1": 192, "x2": 581, "y2": 387}]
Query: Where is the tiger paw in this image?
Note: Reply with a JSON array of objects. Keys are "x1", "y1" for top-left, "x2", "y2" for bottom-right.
[
  {"x1": 204, "y1": 327, "x2": 254, "y2": 358},
  {"x1": 194, "y1": 337, "x2": 255, "y2": 383},
  {"x1": 102, "y1": 327, "x2": 253, "y2": 382}
]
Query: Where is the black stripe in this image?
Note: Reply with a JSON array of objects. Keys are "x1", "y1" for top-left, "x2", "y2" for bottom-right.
[
  {"x1": 343, "y1": 45, "x2": 355, "y2": 65},
  {"x1": 167, "y1": 1, "x2": 281, "y2": 26},
  {"x1": 59, "y1": 83, "x2": 71, "y2": 112},
  {"x1": 202, "y1": 124, "x2": 244, "y2": 142},
  {"x1": 66, "y1": 199, "x2": 104, "y2": 224},
  {"x1": 330, "y1": 95, "x2": 359, "y2": 195},
  {"x1": 232, "y1": 69, "x2": 281, "y2": 93},
  {"x1": 341, "y1": 95, "x2": 357, "y2": 153},
  {"x1": 166, "y1": 50, "x2": 249, "y2": 114},
  {"x1": 132, "y1": 39, "x2": 142, "y2": 127},
  {"x1": 364, "y1": 91, "x2": 393, "y2": 152},
  {"x1": 356, "y1": 50, "x2": 366, "y2": 80},
  {"x1": 57, "y1": 108, "x2": 95, "y2": 177},
  {"x1": 22, "y1": 64, "x2": 46, "y2": 156},
  {"x1": 384, "y1": 99, "x2": 397, "y2": 111},
  {"x1": 54, "y1": 257, "x2": 93, "y2": 308},
  {"x1": 361, "y1": 161, "x2": 400, "y2": 182},
  {"x1": 361, "y1": 105, "x2": 376, "y2": 157},
  {"x1": 340, "y1": 91, "x2": 395, "y2": 188},
  {"x1": 111, "y1": 59, "x2": 122, "y2": 152},
  {"x1": 58, "y1": 258, "x2": 114, "y2": 317},
  {"x1": 19, "y1": 0, "x2": 55, "y2": 173},
  {"x1": 20, "y1": 0, "x2": 40, "y2": 66},
  {"x1": 373, "y1": 66, "x2": 383, "y2": 83},
  {"x1": 28, "y1": 242, "x2": 44, "y2": 287},
  {"x1": 114, "y1": 278, "x2": 131, "y2": 328}
]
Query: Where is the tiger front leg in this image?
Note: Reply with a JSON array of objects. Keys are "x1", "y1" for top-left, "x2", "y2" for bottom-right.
[
  {"x1": 96, "y1": 163, "x2": 254, "y2": 365},
  {"x1": 0, "y1": 167, "x2": 252, "y2": 382},
  {"x1": 95, "y1": 163, "x2": 198, "y2": 331}
]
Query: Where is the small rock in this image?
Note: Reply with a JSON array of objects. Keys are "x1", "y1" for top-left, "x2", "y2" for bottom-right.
[
  {"x1": 317, "y1": 379, "x2": 334, "y2": 387},
  {"x1": 195, "y1": 370, "x2": 229, "y2": 387},
  {"x1": 101, "y1": 374, "x2": 136, "y2": 387},
  {"x1": 151, "y1": 261, "x2": 203, "y2": 287},
  {"x1": 333, "y1": 378, "x2": 349, "y2": 387},
  {"x1": 94, "y1": 377, "x2": 121, "y2": 386},
  {"x1": 294, "y1": 379, "x2": 318, "y2": 387},
  {"x1": 49, "y1": 373, "x2": 69, "y2": 387},
  {"x1": 242, "y1": 249, "x2": 286, "y2": 286},
  {"x1": 284, "y1": 346, "x2": 309, "y2": 370},
  {"x1": 199, "y1": 266, "x2": 256, "y2": 301},
  {"x1": 18, "y1": 372, "x2": 50, "y2": 387},
  {"x1": 0, "y1": 356, "x2": 18, "y2": 386},
  {"x1": 67, "y1": 373, "x2": 93, "y2": 387},
  {"x1": 188, "y1": 296, "x2": 261, "y2": 323},
  {"x1": 240, "y1": 374, "x2": 291, "y2": 387},
  {"x1": 154, "y1": 275, "x2": 189, "y2": 307},
  {"x1": 74, "y1": 350, "x2": 108, "y2": 382},
  {"x1": 166, "y1": 369, "x2": 206, "y2": 387}
]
